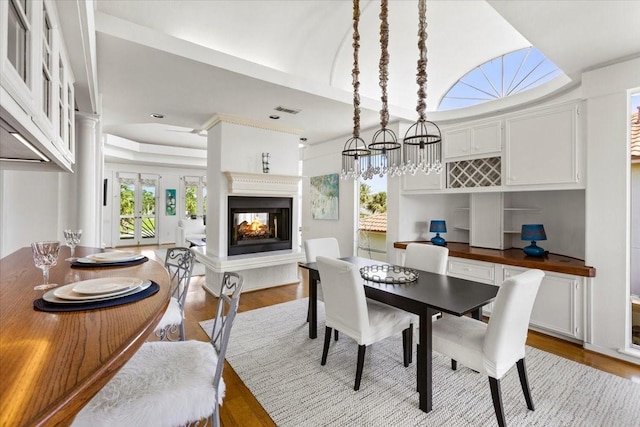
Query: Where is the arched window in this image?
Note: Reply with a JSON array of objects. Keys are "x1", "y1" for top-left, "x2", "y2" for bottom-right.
[{"x1": 439, "y1": 47, "x2": 563, "y2": 111}]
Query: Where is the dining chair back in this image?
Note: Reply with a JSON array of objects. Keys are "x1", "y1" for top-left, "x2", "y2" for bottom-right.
[
  {"x1": 208, "y1": 271, "x2": 244, "y2": 424},
  {"x1": 403, "y1": 243, "x2": 448, "y2": 275},
  {"x1": 316, "y1": 256, "x2": 414, "y2": 390},
  {"x1": 304, "y1": 237, "x2": 340, "y2": 262},
  {"x1": 72, "y1": 271, "x2": 244, "y2": 427},
  {"x1": 154, "y1": 247, "x2": 196, "y2": 341},
  {"x1": 431, "y1": 269, "x2": 544, "y2": 427},
  {"x1": 303, "y1": 237, "x2": 341, "y2": 322}
]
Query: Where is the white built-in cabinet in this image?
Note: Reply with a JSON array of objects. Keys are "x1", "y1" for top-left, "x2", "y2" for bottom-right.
[
  {"x1": 0, "y1": 0, "x2": 75, "y2": 171},
  {"x1": 505, "y1": 103, "x2": 580, "y2": 187},
  {"x1": 443, "y1": 256, "x2": 586, "y2": 342},
  {"x1": 401, "y1": 101, "x2": 583, "y2": 193},
  {"x1": 401, "y1": 168, "x2": 444, "y2": 191},
  {"x1": 503, "y1": 266, "x2": 585, "y2": 341},
  {"x1": 443, "y1": 119, "x2": 502, "y2": 160}
]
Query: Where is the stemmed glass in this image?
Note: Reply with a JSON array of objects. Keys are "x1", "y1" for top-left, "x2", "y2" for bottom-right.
[
  {"x1": 63, "y1": 229, "x2": 82, "y2": 261},
  {"x1": 31, "y1": 241, "x2": 61, "y2": 290}
]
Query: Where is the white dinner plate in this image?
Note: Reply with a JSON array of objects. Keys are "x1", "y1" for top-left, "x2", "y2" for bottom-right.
[
  {"x1": 76, "y1": 254, "x2": 145, "y2": 264},
  {"x1": 85, "y1": 251, "x2": 142, "y2": 263},
  {"x1": 44, "y1": 280, "x2": 151, "y2": 304},
  {"x1": 72, "y1": 277, "x2": 144, "y2": 295}
]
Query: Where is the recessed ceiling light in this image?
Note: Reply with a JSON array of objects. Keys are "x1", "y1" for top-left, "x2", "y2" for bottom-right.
[
  {"x1": 150, "y1": 113, "x2": 164, "y2": 119},
  {"x1": 269, "y1": 115, "x2": 280, "y2": 120}
]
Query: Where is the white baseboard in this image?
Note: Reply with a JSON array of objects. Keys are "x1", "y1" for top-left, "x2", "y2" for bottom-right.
[{"x1": 583, "y1": 343, "x2": 640, "y2": 365}]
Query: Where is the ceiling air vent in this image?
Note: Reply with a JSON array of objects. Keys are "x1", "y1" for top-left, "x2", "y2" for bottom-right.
[{"x1": 274, "y1": 106, "x2": 301, "y2": 115}]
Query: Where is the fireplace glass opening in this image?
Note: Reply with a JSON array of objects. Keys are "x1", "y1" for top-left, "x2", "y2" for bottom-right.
[{"x1": 228, "y1": 196, "x2": 292, "y2": 255}]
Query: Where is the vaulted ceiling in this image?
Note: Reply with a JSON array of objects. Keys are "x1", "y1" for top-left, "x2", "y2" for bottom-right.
[{"x1": 62, "y1": 1, "x2": 640, "y2": 159}]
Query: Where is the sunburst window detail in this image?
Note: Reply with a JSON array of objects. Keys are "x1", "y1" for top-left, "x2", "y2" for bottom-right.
[{"x1": 438, "y1": 47, "x2": 563, "y2": 111}]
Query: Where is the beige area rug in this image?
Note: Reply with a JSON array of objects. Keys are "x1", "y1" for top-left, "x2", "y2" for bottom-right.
[
  {"x1": 154, "y1": 248, "x2": 206, "y2": 276},
  {"x1": 201, "y1": 298, "x2": 640, "y2": 427}
]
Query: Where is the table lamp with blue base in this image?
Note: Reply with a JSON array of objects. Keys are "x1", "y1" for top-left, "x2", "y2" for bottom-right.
[
  {"x1": 521, "y1": 224, "x2": 547, "y2": 257},
  {"x1": 429, "y1": 220, "x2": 447, "y2": 246}
]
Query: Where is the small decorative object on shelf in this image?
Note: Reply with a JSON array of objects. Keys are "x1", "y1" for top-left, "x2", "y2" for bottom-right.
[
  {"x1": 429, "y1": 220, "x2": 447, "y2": 246},
  {"x1": 521, "y1": 224, "x2": 547, "y2": 257},
  {"x1": 360, "y1": 265, "x2": 419, "y2": 284},
  {"x1": 262, "y1": 152, "x2": 270, "y2": 173}
]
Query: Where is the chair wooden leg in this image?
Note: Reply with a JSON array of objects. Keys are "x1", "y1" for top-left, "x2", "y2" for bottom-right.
[
  {"x1": 354, "y1": 345, "x2": 366, "y2": 391},
  {"x1": 321, "y1": 327, "x2": 332, "y2": 365},
  {"x1": 516, "y1": 358, "x2": 535, "y2": 411},
  {"x1": 451, "y1": 359, "x2": 457, "y2": 370},
  {"x1": 416, "y1": 343, "x2": 420, "y2": 392},
  {"x1": 488, "y1": 377, "x2": 507, "y2": 427},
  {"x1": 402, "y1": 325, "x2": 413, "y2": 367}
]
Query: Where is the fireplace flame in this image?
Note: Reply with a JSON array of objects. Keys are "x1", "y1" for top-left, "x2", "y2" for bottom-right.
[{"x1": 238, "y1": 217, "x2": 270, "y2": 239}]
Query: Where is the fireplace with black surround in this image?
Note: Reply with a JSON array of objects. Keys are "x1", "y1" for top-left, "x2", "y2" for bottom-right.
[{"x1": 228, "y1": 196, "x2": 292, "y2": 255}]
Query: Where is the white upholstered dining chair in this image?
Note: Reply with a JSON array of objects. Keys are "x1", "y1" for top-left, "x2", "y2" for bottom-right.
[
  {"x1": 72, "y1": 271, "x2": 244, "y2": 427},
  {"x1": 154, "y1": 247, "x2": 196, "y2": 341},
  {"x1": 404, "y1": 243, "x2": 449, "y2": 329},
  {"x1": 316, "y1": 256, "x2": 414, "y2": 391},
  {"x1": 431, "y1": 269, "x2": 544, "y2": 427},
  {"x1": 403, "y1": 243, "x2": 449, "y2": 275},
  {"x1": 303, "y1": 237, "x2": 340, "y2": 324}
]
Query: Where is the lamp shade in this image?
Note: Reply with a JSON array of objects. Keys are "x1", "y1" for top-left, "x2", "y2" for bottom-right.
[
  {"x1": 429, "y1": 220, "x2": 447, "y2": 246},
  {"x1": 521, "y1": 224, "x2": 547, "y2": 242},
  {"x1": 429, "y1": 220, "x2": 447, "y2": 233}
]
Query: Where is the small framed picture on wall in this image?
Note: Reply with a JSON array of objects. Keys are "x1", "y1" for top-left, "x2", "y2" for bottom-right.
[{"x1": 166, "y1": 189, "x2": 177, "y2": 216}]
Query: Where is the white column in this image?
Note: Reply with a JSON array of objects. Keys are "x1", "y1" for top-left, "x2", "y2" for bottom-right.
[{"x1": 75, "y1": 113, "x2": 101, "y2": 247}]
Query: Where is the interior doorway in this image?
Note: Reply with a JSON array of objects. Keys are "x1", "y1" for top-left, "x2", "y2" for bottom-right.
[{"x1": 115, "y1": 173, "x2": 159, "y2": 247}]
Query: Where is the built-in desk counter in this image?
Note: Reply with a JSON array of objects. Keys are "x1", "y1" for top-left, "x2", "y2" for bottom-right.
[
  {"x1": 393, "y1": 241, "x2": 595, "y2": 343},
  {"x1": 393, "y1": 241, "x2": 595, "y2": 277}
]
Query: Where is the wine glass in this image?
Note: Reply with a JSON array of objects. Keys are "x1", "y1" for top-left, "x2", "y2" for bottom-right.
[
  {"x1": 63, "y1": 229, "x2": 82, "y2": 261},
  {"x1": 31, "y1": 241, "x2": 61, "y2": 290}
]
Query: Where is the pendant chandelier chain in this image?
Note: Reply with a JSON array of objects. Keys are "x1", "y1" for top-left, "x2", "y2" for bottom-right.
[
  {"x1": 352, "y1": 0, "x2": 362, "y2": 138},
  {"x1": 416, "y1": 0, "x2": 428, "y2": 122},
  {"x1": 340, "y1": 0, "x2": 370, "y2": 180},
  {"x1": 379, "y1": 0, "x2": 390, "y2": 129}
]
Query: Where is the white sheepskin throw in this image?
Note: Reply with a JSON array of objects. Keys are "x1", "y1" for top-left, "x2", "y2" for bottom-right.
[
  {"x1": 154, "y1": 297, "x2": 183, "y2": 331},
  {"x1": 72, "y1": 341, "x2": 224, "y2": 427}
]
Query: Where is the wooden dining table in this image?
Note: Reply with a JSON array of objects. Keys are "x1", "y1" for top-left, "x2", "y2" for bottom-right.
[{"x1": 0, "y1": 246, "x2": 171, "y2": 427}]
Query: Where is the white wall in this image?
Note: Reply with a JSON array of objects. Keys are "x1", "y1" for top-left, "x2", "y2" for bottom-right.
[
  {"x1": 584, "y1": 57, "x2": 640, "y2": 359},
  {"x1": 0, "y1": 170, "x2": 69, "y2": 257},
  {"x1": 300, "y1": 127, "x2": 376, "y2": 257}
]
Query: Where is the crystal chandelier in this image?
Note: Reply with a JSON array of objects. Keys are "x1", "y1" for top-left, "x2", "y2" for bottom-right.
[{"x1": 342, "y1": 0, "x2": 441, "y2": 180}]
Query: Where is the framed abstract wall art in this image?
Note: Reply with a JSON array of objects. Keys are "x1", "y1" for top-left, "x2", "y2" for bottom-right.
[{"x1": 310, "y1": 173, "x2": 339, "y2": 220}]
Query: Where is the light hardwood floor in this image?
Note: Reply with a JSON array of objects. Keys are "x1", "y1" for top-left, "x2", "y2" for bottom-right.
[{"x1": 134, "y1": 245, "x2": 640, "y2": 427}]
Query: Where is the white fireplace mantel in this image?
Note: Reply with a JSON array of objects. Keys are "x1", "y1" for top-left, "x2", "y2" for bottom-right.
[{"x1": 224, "y1": 171, "x2": 301, "y2": 196}]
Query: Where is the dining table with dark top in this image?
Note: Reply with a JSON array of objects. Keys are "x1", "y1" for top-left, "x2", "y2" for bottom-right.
[
  {"x1": 0, "y1": 246, "x2": 171, "y2": 427},
  {"x1": 299, "y1": 256, "x2": 499, "y2": 413}
]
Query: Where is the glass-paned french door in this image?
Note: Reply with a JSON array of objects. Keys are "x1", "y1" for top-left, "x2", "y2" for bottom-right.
[
  {"x1": 182, "y1": 176, "x2": 207, "y2": 218},
  {"x1": 116, "y1": 173, "x2": 159, "y2": 246}
]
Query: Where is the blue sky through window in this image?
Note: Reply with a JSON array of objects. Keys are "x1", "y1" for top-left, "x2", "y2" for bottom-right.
[{"x1": 439, "y1": 47, "x2": 563, "y2": 111}]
